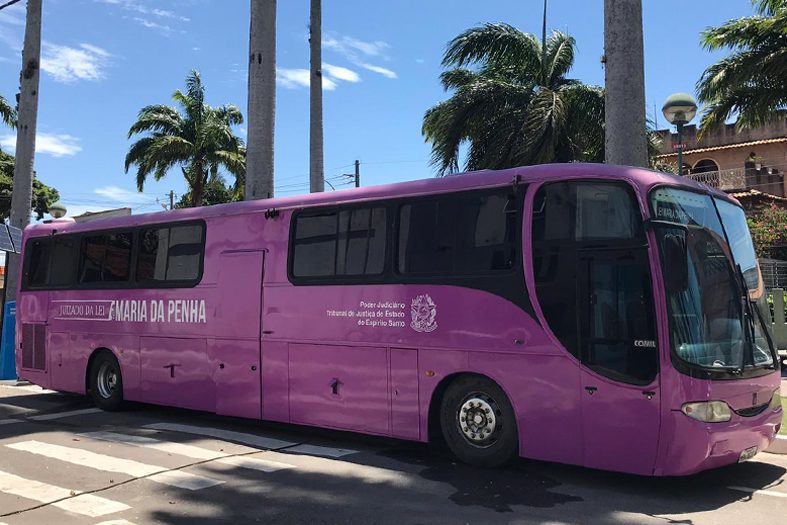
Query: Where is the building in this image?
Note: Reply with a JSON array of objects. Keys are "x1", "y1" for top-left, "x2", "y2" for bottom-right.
[{"x1": 654, "y1": 111, "x2": 787, "y2": 208}]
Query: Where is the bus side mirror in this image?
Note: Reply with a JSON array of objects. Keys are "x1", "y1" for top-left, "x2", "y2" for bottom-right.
[{"x1": 664, "y1": 234, "x2": 688, "y2": 293}]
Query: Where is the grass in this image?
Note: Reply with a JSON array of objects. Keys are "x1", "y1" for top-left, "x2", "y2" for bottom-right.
[{"x1": 781, "y1": 395, "x2": 787, "y2": 435}]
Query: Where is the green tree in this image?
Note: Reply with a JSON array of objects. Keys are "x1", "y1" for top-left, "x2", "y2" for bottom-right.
[
  {"x1": 0, "y1": 94, "x2": 16, "y2": 129},
  {"x1": 747, "y1": 204, "x2": 787, "y2": 259},
  {"x1": 422, "y1": 23, "x2": 605, "y2": 175},
  {"x1": 125, "y1": 70, "x2": 246, "y2": 207},
  {"x1": 0, "y1": 150, "x2": 59, "y2": 220},
  {"x1": 175, "y1": 173, "x2": 239, "y2": 208},
  {"x1": 696, "y1": 0, "x2": 787, "y2": 131}
]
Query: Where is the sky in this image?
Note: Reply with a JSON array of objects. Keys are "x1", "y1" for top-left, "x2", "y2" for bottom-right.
[{"x1": 0, "y1": 0, "x2": 761, "y2": 219}]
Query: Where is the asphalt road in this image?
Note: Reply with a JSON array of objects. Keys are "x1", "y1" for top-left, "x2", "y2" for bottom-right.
[{"x1": 0, "y1": 382, "x2": 786, "y2": 525}]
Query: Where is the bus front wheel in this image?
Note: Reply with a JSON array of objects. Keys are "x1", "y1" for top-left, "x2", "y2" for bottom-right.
[
  {"x1": 439, "y1": 375, "x2": 518, "y2": 467},
  {"x1": 88, "y1": 352, "x2": 124, "y2": 411}
]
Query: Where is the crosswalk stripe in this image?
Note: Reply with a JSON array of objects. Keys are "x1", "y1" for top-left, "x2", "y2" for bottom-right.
[
  {"x1": 144, "y1": 423, "x2": 298, "y2": 450},
  {"x1": 6, "y1": 440, "x2": 223, "y2": 491},
  {"x1": 284, "y1": 444, "x2": 358, "y2": 459},
  {"x1": 81, "y1": 431, "x2": 295, "y2": 473},
  {"x1": 29, "y1": 408, "x2": 102, "y2": 421},
  {"x1": 0, "y1": 470, "x2": 129, "y2": 517}
]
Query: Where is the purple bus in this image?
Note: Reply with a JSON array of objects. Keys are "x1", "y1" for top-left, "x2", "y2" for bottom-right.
[{"x1": 15, "y1": 163, "x2": 782, "y2": 475}]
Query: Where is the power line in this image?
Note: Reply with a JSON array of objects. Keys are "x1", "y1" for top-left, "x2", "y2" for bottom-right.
[{"x1": 0, "y1": 0, "x2": 22, "y2": 12}]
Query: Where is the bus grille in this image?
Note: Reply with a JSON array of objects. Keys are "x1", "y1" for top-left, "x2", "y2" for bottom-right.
[
  {"x1": 21, "y1": 324, "x2": 46, "y2": 371},
  {"x1": 734, "y1": 403, "x2": 769, "y2": 418}
]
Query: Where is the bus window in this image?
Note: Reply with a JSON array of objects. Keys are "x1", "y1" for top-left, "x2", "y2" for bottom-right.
[
  {"x1": 78, "y1": 232, "x2": 132, "y2": 284},
  {"x1": 291, "y1": 206, "x2": 387, "y2": 279},
  {"x1": 137, "y1": 224, "x2": 203, "y2": 283},
  {"x1": 49, "y1": 236, "x2": 79, "y2": 287},
  {"x1": 398, "y1": 191, "x2": 516, "y2": 276},
  {"x1": 26, "y1": 239, "x2": 51, "y2": 288}
]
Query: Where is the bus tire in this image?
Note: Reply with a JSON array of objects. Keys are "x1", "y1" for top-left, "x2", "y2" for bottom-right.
[
  {"x1": 439, "y1": 375, "x2": 517, "y2": 467},
  {"x1": 88, "y1": 352, "x2": 124, "y2": 411}
]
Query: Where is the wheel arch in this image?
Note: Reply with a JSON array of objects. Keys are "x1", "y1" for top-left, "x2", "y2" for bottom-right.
[
  {"x1": 427, "y1": 371, "x2": 519, "y2": 444},
  {"x1": 84, "y1": 347, "x2": 117, "y2": 393}
]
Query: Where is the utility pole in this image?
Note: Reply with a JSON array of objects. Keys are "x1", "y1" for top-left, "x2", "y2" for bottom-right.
[
  {"x1": 246, "y1": 0, "x2": 277, "y2": 200},
  {"x1": 309, "y1": 0, "x2": 324, "y2": 193},
  {"x1": 169, "y1": 190, "x2": 175, "y2": 210},
  {"x1": 6, "y1": 0, "x2": 42, "y2": 303},
  {"x1": 603, "y1": 0, "x2": 648, "y2": 168},
  {"x1": 354, "y1": 159, "x2": 360, "y2": 188}
]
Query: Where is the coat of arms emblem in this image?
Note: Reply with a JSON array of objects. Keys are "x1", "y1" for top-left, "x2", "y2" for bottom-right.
[{"x1": 410, "y1": 294, "x2": 438, "y2": 333}]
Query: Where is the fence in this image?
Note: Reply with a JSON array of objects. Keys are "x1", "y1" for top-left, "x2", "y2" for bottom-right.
[
  {"x1": 761, "y1": 259, "x2": 787, "y2": 290},
  {"x1": 769, "y1": 288, "x2": 787, "y2": 351}
]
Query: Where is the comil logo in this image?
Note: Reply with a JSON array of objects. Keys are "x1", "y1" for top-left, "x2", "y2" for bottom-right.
[
  {"x1": 634, "y1": 340, "x2": 657, "y2": 348},
  {"x1": 410, "y1": 294, "x2": 438, "y2": 333}
]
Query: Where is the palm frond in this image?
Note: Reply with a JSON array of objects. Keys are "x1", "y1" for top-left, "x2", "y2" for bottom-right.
[
  {"x1": 442, "y1": 23, "x2": 542, "y2": 74},
  {"x1": 544, "y1": 32, "x2": 576, "y2": 87},
  {"x1": 0, "y1": 95, "x2": 16, "y2": 129}
]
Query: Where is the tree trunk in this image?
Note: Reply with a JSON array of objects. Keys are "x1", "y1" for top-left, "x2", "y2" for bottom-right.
[
  {"x1": 245, "y1": 0, "x2": 276, "y2": 200},
  {"x1": 309, "y1": 0, "x2": 324, "y2": 193},
  {"x1": 191, "y1": 164, "x2": 205, "y2": 207},
  {"x1": 603, "y1": 0, "x2": 648, "y2": 168},
  {"x1": 6, "y1": 0, "x2": 42, "y2": 303}
]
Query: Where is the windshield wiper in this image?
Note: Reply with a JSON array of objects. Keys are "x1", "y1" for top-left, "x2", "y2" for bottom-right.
[{"x1": 735, "y1": 264, "x2": 758, "y2": 371}]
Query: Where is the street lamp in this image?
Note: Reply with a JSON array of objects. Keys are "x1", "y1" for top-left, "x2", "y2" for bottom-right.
[
  {"x1": 48, "y1": 201, "x2": 67, "y2": 219},
  {"x1": 662, "y1": 93, "x2": 698, "y2": 176}
]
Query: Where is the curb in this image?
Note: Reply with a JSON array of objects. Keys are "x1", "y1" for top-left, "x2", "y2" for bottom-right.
[
  {"x1": 0, "y1": 379, "x2": 30, "y2": 387},
  {"x1": 766, "y1": 435, "x2": 787, "y2": 454}
]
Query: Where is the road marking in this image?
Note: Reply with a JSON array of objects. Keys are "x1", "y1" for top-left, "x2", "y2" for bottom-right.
[
  {"x1": 0, "y1": 470, "x2": 129, "y2": 517},
  {"x1": 729, "y1": 486, "x2": 787, "y2": 499},
  {"x1": 81, "y1": 431, "x2": 294, "y2": 473},
  {"x1": 0, "y1": 419, "x2": 20, "y2": 426},
  {"x1": 144, "y1": 423, "x2": 298, "y2": 450},
  {"x1": 29, "y1": 408, "x2": 102, "y2": 421},
  {"x1": 94, "y1": 521, "x2": 137, "y2": 525},
  {"x1": 6, "y1": 440, "x2": 223, "y2": 491},
  {"x1": 284, "y1": 444, "x2": 358, "y2": 458}
]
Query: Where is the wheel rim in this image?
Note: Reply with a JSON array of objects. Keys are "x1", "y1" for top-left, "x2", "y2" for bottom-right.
[
  {"x1": 96, "y1": 362, "x2": 118, "y2": 399},
  {"x1": 457, "y1": 393, "x2": 501, "y2": 448}
]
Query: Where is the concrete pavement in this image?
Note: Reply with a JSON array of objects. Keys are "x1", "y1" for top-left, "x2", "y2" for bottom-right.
[{"x1": 0, "y1": 383, "x2": 786, "y2": 525}]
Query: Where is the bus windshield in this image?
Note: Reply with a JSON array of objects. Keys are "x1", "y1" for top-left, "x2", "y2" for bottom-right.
[{"x1": 650, "y1": 187, "x2": 775, "y2": 374}]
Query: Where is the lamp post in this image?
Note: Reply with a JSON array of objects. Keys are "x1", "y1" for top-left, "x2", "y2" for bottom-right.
[
  {"x1": 48, "y1": 201, "x2": 67, "y2": 219},
  {"x1": 662, "y1": 93, "x2": 698, "y2": 176}
]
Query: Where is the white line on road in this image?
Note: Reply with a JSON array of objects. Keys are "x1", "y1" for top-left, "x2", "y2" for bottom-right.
[
  {"x1": 729, "y1": 486, "x2": 787, "y2": 498},
  {"x1": 29, "y1": 408, "x2": 102, "y2": 421},
  {"x1": 0, "y1": 469, "x2": 129, "y2": 517},
  {"x1": 284, "y1": 444, "x2": 358, "y2": 458},
  {"x1": 94, "y1": 521, "x2": 137, "y2": 525},
  {"x1": 81, "y1": 431, "x2": 295, "y2": 473},
  {"x1": 6, "y1": 440, "x2": 223, "y2": 491},
  {"x1": 0, "y1": 419, "x2": 20, "y2": 426},
  {"x1": 144, "y1": 422, "x2": 298, "y2": 450}
]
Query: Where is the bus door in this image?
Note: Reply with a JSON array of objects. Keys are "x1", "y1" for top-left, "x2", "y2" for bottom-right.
[
  {"x1": 577, "y1": 247, "x2": 661, "y2": 475},
  {"x1": 212, "y1": 249, "x2": 265, "y2": 419}
]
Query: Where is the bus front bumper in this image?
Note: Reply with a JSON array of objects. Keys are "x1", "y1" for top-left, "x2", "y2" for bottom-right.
[{"x1": 656, "y1": 407, "x2": 782, "y2": 476}]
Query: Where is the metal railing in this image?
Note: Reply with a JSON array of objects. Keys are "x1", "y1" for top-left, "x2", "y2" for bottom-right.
[
  {"x1": 684, "y1": 168, "x2": 750, "y2": 190},
  {"x1": 768, "y1": 288, "x2": 787, "y2": 351}
]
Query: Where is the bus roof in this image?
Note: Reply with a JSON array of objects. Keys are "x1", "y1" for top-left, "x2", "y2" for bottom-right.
[{"x1": 25, "y1": 163, "x2": 732, "y2": 236}]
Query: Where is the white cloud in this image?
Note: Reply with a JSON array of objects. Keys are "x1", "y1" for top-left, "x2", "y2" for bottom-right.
[
  {"x1": 323, "y1": 63, "x2": 360, "y2": 83},
  {"x1": 0, "y1": 133, "x2": 82, "y2": 157},
  {"x1": 94, "y1": 185, "x2": 152, "y2": 205},
  {"x1": 415, "y1": 58, "x2": 425, "y2": 64},
  {"x1": 323, "y1": 35, "x2": 389, "y2": 59},
  {"x1": 96, "y1": 0, "x2": 190, "y2": 28},
  {"x1": 276, "y1": 68, "x2": 336, "y2": 91},
  {"x1": 132, "y1": 17, "x2": 172, "y2": 35},
  {"x1": 361, "y1": 64, "x2": 397, "y2": 79},
  {"x1": 40, "y1": 43, "x2": 111, "y2": 83}
]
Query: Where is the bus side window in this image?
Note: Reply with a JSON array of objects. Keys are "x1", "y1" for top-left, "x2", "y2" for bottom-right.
[
  {"x1": 137, "y1": 224, "x2": 203, "y2": 283},
  {"x1": 27, "y1": 239, "x2": 51, "y2": 288}
]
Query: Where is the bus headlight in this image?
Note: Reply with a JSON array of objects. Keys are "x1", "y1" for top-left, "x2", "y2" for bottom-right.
[
  {"x1": 681, "y1": 401, "x2": 732, "y2": 423},
  {"x1": 771, "y1": 390, "x2": 782, "y2": 411}
]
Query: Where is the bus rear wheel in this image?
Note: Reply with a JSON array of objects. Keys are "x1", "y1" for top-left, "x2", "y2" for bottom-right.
[
  {"x1": 439, "y1": 375, "x2": 518, "y2": 467},
  {"x1": 89, "y1": 352, "x2": 124, "y2": 411}
]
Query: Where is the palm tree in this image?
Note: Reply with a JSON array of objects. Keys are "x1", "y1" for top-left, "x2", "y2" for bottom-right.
[
  {"x1": 125, "y1": 70, "x2": 246, "y2": 207},
  {"x1": 246, "y1": 0, "x2": 277, "y2": 200},
  {"x1": 0, "y1": 94, "x2": 16, "y2": 129},
  {"x1": 423, "y1": 23, "x2": 604, "y2": 175},
  {"x1": 696, "y1": 0, "x2": 787, "y2": 131}
]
